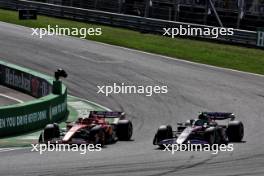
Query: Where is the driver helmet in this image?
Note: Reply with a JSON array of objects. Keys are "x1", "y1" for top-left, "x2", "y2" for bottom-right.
[{"x1": 198, "y1": 113, "x2": 210, "y2": 121}]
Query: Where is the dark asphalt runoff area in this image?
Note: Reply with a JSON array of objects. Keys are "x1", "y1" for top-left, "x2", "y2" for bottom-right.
[{"x1": 0, "y1": 22, "x2": 264, "y2": 176}]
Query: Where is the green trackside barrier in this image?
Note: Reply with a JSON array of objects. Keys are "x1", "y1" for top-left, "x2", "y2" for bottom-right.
[{"x1": 0, "y1": 60, "x2": 68, "y2": 137}]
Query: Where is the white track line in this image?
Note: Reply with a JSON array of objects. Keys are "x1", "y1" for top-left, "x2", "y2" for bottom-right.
[
  {"x1": 0, "y1": 93, "x2": 24, "y2": 103},
  {"x1": 0, "y1": 148, "x2": 23, "y2": 153}
]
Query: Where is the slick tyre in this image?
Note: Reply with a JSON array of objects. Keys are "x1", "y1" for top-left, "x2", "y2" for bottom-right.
[
  {"x1": 91, "y1": 126, "x2": 106, "y2": 146},
  {"x1": 153, "y1": 125, "x2": 173, "y2": 147},
  {"x1": 117, "y1": 120, "x2": 133, "y2": 141},
  {"x1": 227, "y1": 121, "x2": 244, "y2": 142},
  {"x1": 95, "y1": 129, "x2": 106, "y2": 146},
  {"x1": 40, "y1": 123, "x2": 60, "y2": 143},
  {"x1": 205, "y1": 127, "x2": 219, "y2": 146}
]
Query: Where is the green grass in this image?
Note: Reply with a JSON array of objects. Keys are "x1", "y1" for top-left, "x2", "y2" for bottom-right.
[{"x1": 1, "y1": 9, "x2": 264, "y2": 74}]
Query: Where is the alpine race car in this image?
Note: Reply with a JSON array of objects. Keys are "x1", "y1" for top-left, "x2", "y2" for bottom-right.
[
  {"x1": 153, "y1": 112, "x2": 244, "y2": 147},
  {"x1": 39, "y1": 111, "x2": 133, "y2": 145}
]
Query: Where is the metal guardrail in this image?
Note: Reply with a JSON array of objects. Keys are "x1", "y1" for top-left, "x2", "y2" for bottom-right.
[{"x1": 0, "y1": 0, "x2": 260, "y2": 47}]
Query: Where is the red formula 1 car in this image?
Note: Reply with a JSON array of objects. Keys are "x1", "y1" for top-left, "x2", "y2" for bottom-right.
[{"x1": 39, "y1": 111, "x2": 133, "y2": 145}]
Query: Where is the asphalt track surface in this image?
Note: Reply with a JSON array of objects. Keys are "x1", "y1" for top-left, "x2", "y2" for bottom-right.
[
  {"x1": 0, "y1": 22, "x2": 264, "y2": 176},
  {"x1": 0, "y1": 85, "x2": 34, "y2": 106}
]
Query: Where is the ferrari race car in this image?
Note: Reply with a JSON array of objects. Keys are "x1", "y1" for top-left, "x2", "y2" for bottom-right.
[
  {"x1": 39, "y1": 111, "x2": 133, "y2": 145},
  {"x1": 153, "y1": 112, "x2": 244, "y2": 147}
]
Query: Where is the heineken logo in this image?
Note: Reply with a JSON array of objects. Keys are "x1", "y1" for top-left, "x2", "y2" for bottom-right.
[{"x1": 5, "y1": 68, "x2": 31, "y2": 92}]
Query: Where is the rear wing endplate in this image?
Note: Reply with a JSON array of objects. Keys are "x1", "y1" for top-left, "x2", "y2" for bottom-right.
[
  {"x1": 201, "y1": 112, "x2": 235, "y2": 120},
  {"x1": 89, "y1": 111, "x2": 125, "y2": 118}
]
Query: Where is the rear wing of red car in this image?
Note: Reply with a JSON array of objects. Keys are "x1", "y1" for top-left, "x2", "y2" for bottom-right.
[
  {"x1": 89, "y1": 111, "x2": 126, "y2": 119},
  {"x1": 200, "y1": 112, "x2": 235, "y2": 120}
]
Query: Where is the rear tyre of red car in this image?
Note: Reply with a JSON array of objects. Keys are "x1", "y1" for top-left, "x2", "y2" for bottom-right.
[
  {"x1": 227, "y1": 121, "x2": 244, "y2": 142},
  {"x1": 95, "y1": 129, "x2": 106, "y2": 146},
  {"x1": 116, "y1": 120, "x2": 133, "y2": 141}
]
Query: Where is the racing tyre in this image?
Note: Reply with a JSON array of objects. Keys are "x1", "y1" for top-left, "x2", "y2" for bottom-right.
[
  {"x1": 205, "y1": 127, "x2": 218, "y2": 146},
  {"x1": 96, "y1": 129, "x2": 106, "y2": 146},
  {"x1": 90, "y1": 126, "x2": 106, "y2": 146},
  {"x1": 117, "y1": 120, "x2": 133, "y2": 141},
  {"x1": 227, "y1": 121, "x2": 244, "y2": 142},
  {"x1": 219, "y1": 128, "x2": 228, "y2": 145},
  {"x1": 153, "y1": 125, "x2": 173, "y2": 146},
  {"x1": 39, "y1": 123, "x2": 60, "y2": 143}
]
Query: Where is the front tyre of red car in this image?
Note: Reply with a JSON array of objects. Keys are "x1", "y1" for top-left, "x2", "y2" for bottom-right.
[{"x1": 39, "y1": 123, "x2": 60, "y2": 143}]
